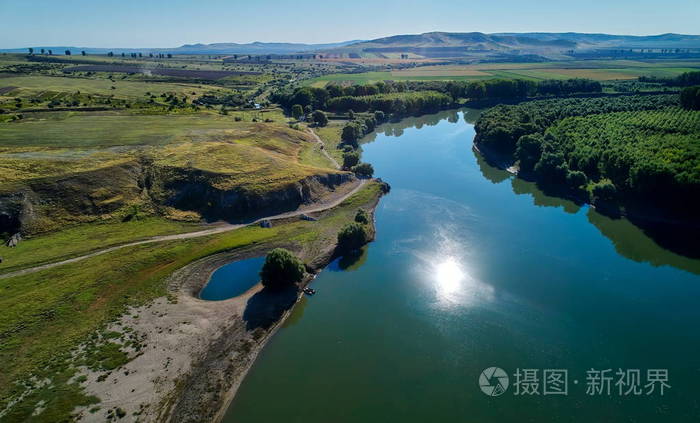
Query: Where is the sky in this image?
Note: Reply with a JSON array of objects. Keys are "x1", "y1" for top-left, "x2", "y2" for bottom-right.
[{"x1": 1, "y1": 0, "x2": 699, "y2": 48}]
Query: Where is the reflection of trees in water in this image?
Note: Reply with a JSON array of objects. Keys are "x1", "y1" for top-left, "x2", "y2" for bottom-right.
[
  {"x1": 281, "y1": 295, "x2": 308, "y2": 329},
  {"x1": 328, "y1": 246, "x2": 369, "y2": 272},
  {"x1": 474, "y1": 148, "x2": 510, "y2": 184},
  {"x1": 472, "y1": 147, "x2": 700, "y2": 273},
  {"x1": 362, "y1": 109, "x2": 474, "y2": 144},
  {"x1": 510, "y1": 178, "x2": 581, "y2": 214},
  {"x1": 587, "y1": 209, "x2": 700, "y2": 275}
]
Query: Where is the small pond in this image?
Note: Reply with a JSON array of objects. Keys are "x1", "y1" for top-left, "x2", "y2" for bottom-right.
[{"x1": 199, "y1": 256, "x2": 266, "y2": 301}]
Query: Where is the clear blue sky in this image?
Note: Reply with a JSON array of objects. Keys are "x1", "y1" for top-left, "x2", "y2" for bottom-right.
[{"x1": 2, "y1": 0, "x2": 699, "y2": 48}]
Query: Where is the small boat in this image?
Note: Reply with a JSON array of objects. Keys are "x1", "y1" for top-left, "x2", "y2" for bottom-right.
[{"x1": 303, "y1": 287, "x2": 316, "y2": 296}]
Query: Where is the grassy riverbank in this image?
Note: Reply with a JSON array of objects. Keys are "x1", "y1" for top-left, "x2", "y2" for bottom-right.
[{"x1": 0, "y1": 181, "x2": 384, "y2": 422}]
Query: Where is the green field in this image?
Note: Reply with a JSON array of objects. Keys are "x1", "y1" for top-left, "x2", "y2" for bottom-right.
[{"x1": 307, "y1": 60, "x2": 700, "y2": 85}]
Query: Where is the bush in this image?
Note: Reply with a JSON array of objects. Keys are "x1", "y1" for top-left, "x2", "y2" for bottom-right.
[
  {"x1": 260, "y1": 248, "x2": 305, "y2": 289},
  {"x1": 342, "y1": 151, "x2": 360, "y2": 169},
  {"x1": 374, "y1": 110, "x2": 385, "y2": 122},
  {"x1": 354, "y1": 209, "x2": 369, "y2": 224},
  {"x1": 352, "y1": 162, "x2": 374, "y2": 178},
  {"x1": 337, "y1": 222, "x2": 368, "y2": 253}
]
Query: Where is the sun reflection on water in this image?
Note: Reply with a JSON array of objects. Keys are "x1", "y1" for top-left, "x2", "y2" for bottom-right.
[{"x1": 434, "y1": 258, "x2": 464, "y2": 296}]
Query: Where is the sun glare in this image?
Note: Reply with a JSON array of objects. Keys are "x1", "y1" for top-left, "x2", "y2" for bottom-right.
[{"x1": 434, "y1": 258, "x2": 465, "y2": 295}]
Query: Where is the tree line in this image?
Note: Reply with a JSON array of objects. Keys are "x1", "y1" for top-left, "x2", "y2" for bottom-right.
[{"x1": 271, "y1": 77, "x2": 603, "y2": 113}]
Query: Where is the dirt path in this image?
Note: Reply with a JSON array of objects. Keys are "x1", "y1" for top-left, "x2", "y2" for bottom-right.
[
  {"x1": 0, "y1": 178, "x2": 367, "y2": 280},
  {"x1": 308, "y1": 128, "x2": 340, "y2": 169}
]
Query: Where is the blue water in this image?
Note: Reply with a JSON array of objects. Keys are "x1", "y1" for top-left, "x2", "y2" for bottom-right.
[
  {"x1": 199, "y1": 256, "x2": 265, "y2": 301},
  {"x1": 224, "y1": 109, "x2": 700, "y2": 422}
]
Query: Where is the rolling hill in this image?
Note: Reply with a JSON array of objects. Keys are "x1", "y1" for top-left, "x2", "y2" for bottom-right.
[{"x1": 319, "y1": 31, "x2": 700, "y2": 60}]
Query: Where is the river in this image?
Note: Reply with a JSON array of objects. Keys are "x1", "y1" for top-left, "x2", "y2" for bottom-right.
[{"x1": 223, "y1": 109, "x2": 700, "y2": 422}]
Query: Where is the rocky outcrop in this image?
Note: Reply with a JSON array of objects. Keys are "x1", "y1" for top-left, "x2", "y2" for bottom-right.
[
  {"x1": 0, "y1": 160, "x2": 356, "y2": 234},
  {"x1": 146, "y1": 165, "x2": 355, "y2": 223}
]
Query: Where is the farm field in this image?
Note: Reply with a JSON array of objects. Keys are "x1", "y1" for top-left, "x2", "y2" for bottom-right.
[
  {"x1": 307, "y1": 59, "x2": 700, "y2": 85},
  {"x1": 0, "y1": 74, "x2": 217, "y2": 99}
]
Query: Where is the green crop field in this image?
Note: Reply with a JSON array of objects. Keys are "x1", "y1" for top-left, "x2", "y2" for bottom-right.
[{"x1": 307, "y1": 60, "x2": 700, "y2": 85}]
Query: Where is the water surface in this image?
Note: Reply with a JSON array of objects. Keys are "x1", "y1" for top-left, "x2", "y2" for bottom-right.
[
  {"x1": 224, "y1": 109, "x2": 700, "y2": 422},
  {"x1": 199, "y1": 256, "x2": 265, "y2": 301}
]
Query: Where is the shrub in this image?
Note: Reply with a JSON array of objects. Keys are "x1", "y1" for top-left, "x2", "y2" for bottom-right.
[
  {"x1": 354, "y1": 209, "x2": 369, "y2": 224},
  {"x1": 260, "y1": 248, "x2": 305, "y2": 289},
  {"x1": 352, "y1": 162, "x2": 374, "y2": 178},
  {"x1": 337, "y1": 222, "x2": 368, "y2": 253},
  {"x1": 342, "y1": 151, "x2": 360, "y2": 169}
]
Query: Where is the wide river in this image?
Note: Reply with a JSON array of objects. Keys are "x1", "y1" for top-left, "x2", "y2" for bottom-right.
[{"x1": 224, "y1": 109, "x2": 700, "y2": 422}]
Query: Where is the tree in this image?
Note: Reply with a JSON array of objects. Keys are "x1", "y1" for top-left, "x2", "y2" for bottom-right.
[
  {"x1": 260, "y1": 248, "x2": 305, "y2": 289},
  {"x1": 65, "y1": 50, "x2": 71, "y2": 56},
  {"x1": 347, "y1": 109, "x2": 355, "y2": 119},
  {"x1": 312, "y1": 110, "x2": 328, "y2": 126},
  {"x1": 337, "y1": 223, "x2": 368, "y2": 253},
  {"x1": 515, "y1": 134, "x2": 543, "y2": 173},
  {"x1": 342, "y1": 151, "x2": 360, "y2": 169},
  {"x1": 47, "y1": 49, "x2": 52, "y2": 55},
  {"x1": 374, "y1": 110, "x2": 385, "y2": 122},
  {"x1": 28, "y1": 48, "x2": 33, "y2": 55},
  {"x1": 81, "y1": 50, "x2": 86, "y2": 56},
  {"x1": 565, "y1": 170, "x2": 588, "y2": 190},
  {"x1": 352, "y1": 162, "x2": 374, "y2": 178},
  {"x1": 108, "y1": 51, "x2": 113, "y2": 57},
  {"x1": 354, "y1": 209, "x2": 369, "y2": 224},
  {"x1": 680, "y1": 86, "x2": 700, "y2": 110},
  {"x1": 341, "y1": 122, "x2": 362, "y2": 146},
  {"x1": 40, "y1": 48, "x2": 45, "y2": 54},
  {"x1": 291, "y1": 104, "x2": 304, "y2": 120},
  {"x1": 591, "y1": 180, "x2": 617, "y2": 203}
]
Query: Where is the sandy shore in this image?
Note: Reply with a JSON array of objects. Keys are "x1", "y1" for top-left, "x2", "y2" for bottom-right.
[{"x1": 72, "y1": 188, "x2": 382, "y2": 423}]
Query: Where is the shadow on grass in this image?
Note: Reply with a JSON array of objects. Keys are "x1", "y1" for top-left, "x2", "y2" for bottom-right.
[{"x1": 243, "y1": 284, "x2": 298, "y2": 330}]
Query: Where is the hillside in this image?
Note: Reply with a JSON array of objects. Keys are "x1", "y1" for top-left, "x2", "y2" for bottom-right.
[{"x1": 320, "y1": 31, "x2": 700, "y2": 60}]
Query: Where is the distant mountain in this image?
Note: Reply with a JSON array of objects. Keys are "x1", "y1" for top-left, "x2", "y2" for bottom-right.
[
  {"x1": 169, "y1": 40, "x2": 362, "y2": 54},
  {"x1": 320, "y1": 31, "x2": 700, "y2": 60},
  {"x1": 0, "y1": 40, "x2": 363, "y2": 55},
  {"x1": 4, "y1": 32, "x2": 700, "y2": 59}
]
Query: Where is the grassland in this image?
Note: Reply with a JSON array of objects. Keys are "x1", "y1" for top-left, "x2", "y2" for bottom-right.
[
  {"x1": 0, "y1": 181, "x2": 383, "y2": 422},
  {"x1": 306, "y1": 60, "x2": 700, "y2": 85},
  {"x1": 0, "y1": 217, "x2": 203, "y2": 275},
  {"x1": 0, "y1": 75, "x2": 215, "y2": 99}
]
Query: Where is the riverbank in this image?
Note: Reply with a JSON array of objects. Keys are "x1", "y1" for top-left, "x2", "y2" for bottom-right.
[{"x1": 66, "y1": 181, "x2": 386, "y2": 422}]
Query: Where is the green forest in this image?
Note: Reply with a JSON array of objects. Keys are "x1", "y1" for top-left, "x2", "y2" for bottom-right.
[{"x1": 474, "y1": 93, "x2": 700, "y2": 216}]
